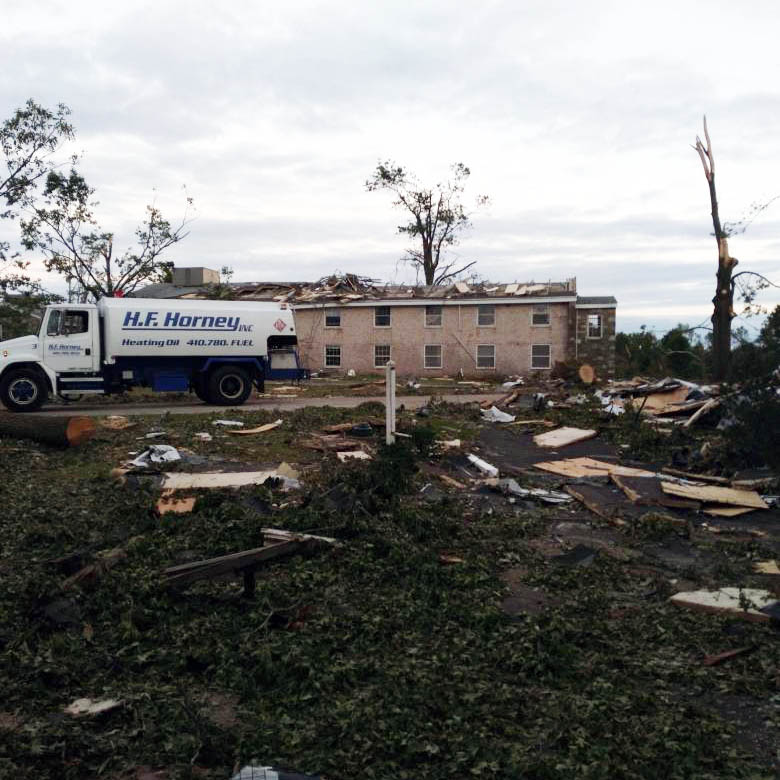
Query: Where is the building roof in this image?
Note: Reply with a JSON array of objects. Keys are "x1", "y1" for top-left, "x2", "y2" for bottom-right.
[{"x1": 132, "y1": 273, "x2": 583, "y2": 304}]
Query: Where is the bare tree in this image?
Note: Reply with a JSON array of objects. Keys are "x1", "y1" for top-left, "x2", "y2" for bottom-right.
[
  {"x1": 366, "y1": 161, "x2": 488, "y2": 285},
  {"x1": 693, "y1": 117, "x2": 780, "y2": 380}
]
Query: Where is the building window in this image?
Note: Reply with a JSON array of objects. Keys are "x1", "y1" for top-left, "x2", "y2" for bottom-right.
[
  {"x1": 374, "y1": 344, "x2": 391, "y2": 367},
  {"x1": 425, "y1": 305, "x2": 442, "y2": 327},
  {"x1": 587, "y1": 313, "x2": 603, "y2": 339},
  {"x1": 325, "y1": 309, "x2": 341, "y2": 327},
  {"x1": 532, "y1": 304, "x2": 550, "y2": 326},
  {"x1": 476, "y1": 344, "x2": 495, "y2": 369},
  {"x1": 424, "y1": 344, "x2": 442, "y2": 369},
  {"x1": 477, "y1": 305, "x2": 495, "y2": 326},
  {"x1": 531, "y1": 344, "x2": 551, "y2": 369},
  {"x1": 324, "y1": 345, "x2": 341, "y2": 367},
  {"x1": 375, "y1": 306, "x2": 391, "y2": 327}
]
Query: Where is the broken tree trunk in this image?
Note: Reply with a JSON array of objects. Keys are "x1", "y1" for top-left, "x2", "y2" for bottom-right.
[
  {"x1": 0, "y1": 413, "x2": 95, "y2": 447},
  {"x1": 694, "y1": 117, "x2": 735, "y2": 381}
]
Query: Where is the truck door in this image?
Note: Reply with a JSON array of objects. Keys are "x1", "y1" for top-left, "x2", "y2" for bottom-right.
[{"x1": 42, "y1": 307, "x2": 99, "y2": 373}]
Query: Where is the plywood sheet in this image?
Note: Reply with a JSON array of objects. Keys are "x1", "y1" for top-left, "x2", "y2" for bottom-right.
[
  {"x1": 162, "y1": 471, "x2": 278, "y2": 490},
  {"x1": 533, "y1": 427, "x2": 597, "y2": 449},
  {"x1": 534, "y1": 457, "x2": 655, "y2": 479},
  {"x1": 660, "y1": 482, "x2": 768, "y2": 509}
]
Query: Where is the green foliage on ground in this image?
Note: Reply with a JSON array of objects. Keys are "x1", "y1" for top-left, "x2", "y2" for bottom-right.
[{"x1": 0, "y1": 406, "x2": 777, "y2": 778}]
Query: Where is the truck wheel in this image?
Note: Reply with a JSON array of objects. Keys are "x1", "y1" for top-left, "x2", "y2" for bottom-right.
[
  {"x1": 192, "y1": 377, "x2": 211, "y2": 404},
  {"x1": 207, "y1": 365, "x2": 252, "y2": 405},
  {"x1": 0, "y1": 369, "x2": 48, "y2": 412}
]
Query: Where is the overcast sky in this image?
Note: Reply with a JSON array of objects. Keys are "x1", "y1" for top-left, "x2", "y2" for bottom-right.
[{"x1": 3, "y1": 0, "x2": 780, "y2": 335}]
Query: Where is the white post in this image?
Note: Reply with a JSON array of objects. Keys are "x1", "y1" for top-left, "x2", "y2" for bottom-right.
[{"x1": 385, "y1": 360, "x2": 396, "y2": 444}]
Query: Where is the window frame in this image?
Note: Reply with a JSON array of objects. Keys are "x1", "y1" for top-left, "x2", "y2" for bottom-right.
[
  {"x1": 423, "y1": 344, "x2": 443, "y2": 369},
  {"x1": 531, "y1": 304, "x2": 550, "y2": 327},
  {"x1": 476, "y1": 343, "x2": 496, "y2": 370},
  {"x1": 587, "y1": 313, "x2": 603, "y2": 339},
  {"x1": 324, "y1": 344, "x2": 342, "y2": 367},
  {"x1": 374, "y1": 344, "x2": 391, "y2": 368},
  {"x1": 424, "y1": 305, "x2": 443, "y2": 328},
  {"x1": 531, "y1": 344, "x2": 551, "y2": 370},
  {"x1": 324, "y1": 309, "x2": 342, "y2": 328},
  {"x1": 477, "y1": 304, "x2": 496, "y2": 327},
  {"x1": 374, "y1": 306, "x2": 391, "y2": 328}
]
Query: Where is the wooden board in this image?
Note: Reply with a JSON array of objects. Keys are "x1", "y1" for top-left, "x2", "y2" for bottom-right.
[
  {"x1": 164, "y1": 540, "x2": 301, "y2": 586},
  {"x1": 670, "y1": 587, "x2": 779, "y2": 623},
  {"x1": 660, "y1": 467, "x2": 730, "y2": 485},
  {"x1": 702, "y1": 505, "x2": 757, "y2": 517},
  {"x1": 660, "y1": 482, "x2": 768, "y2": 509},
  {"x1": 641, "y1": 385, "x2": 690, "y2": 411},
  {"x1": 533, "y1": 427, "x2": 597, "y2": 449},
  {"x1": 611, "y1": 474, "x2": 700, "y2": 510},
  {"x1": 227, "y1": 419, "x2": 283, "y2": 435},
  {"x1": 534, "y1": 457, "x2": 655, "y2": 479},
  {"x1": 161, "y1": 471, "x2": 278, "y2": 490}
]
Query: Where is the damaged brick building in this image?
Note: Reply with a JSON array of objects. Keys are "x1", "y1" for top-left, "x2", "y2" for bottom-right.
[{"x1": 135, "y1": 270, "x2": 617, "y2": 379}]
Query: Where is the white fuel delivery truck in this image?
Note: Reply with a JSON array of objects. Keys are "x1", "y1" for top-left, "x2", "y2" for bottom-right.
[{"x1": 0, "y1": 297, "x2": 308, "y2": 412}]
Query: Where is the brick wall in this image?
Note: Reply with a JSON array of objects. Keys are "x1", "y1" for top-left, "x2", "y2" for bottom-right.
[
  {"x1": 575, "y1": 307, "x2": 616, "y2": 379},
  {"x1": 294, "y1": 301, "x2": 573, "y2": 378}
]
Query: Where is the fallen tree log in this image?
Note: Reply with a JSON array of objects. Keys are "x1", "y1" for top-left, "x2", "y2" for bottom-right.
[{"x1": 0, "y1": 413, "x2": 95, "y2": 447}]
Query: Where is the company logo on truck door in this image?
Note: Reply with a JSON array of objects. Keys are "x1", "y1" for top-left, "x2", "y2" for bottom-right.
[{"x1": 122, "y1": 311, "x2": 251, "y2": 332}]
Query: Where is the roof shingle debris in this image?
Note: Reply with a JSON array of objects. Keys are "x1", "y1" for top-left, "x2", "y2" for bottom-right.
[{"x1": 133, "y1": 273, "x2": 580, "y2": 302}]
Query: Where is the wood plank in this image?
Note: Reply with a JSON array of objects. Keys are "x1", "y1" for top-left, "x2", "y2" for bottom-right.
[
  {"x1": 670, "y1": 588, "x2": 779, "y2": 623},
  {"x1": 161, "y1": 471, "x2": 278, "y2": 490},
  {"x1": 262, "y1": 528, "x2": 339, "y2": 545},
  {"x1": 227, "y1": 419, "x2": 283, "y2": 435},
  {"x1": 164, "y1": 540, "x2": 301, "y2": 586},
  {"x1": 533, "y1": 427, "x2": 597, "y2": 448},
  {"x1": 661, "y1": 467, "x2": 730, "y2": 485},
  {"x1": 702, "y1": 505, "x2": 757, "y2": 517},
  {"x1": 660, "y1": 482, "x2": 768, "y2": 509}
]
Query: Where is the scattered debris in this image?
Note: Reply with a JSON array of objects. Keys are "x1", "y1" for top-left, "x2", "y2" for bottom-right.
[
  {"x1": 232, "y1": 767, "x2": 321, "y2": 780},
  {"x1": 438, "y1": 474, "x2": 466, "y2": 489},
  {"x1": 228, "y1": 419, "x2": 283, "y2": 435},
  {"x1": 533, "y1": 426, "x2": 597, "y2": 448},
  {"x1": 753, "y1": 561, "x2": 780, "y2": 575},
  {"x1": 578, "y1": 364, "x2": 595, "y2": 384},
  {"x1": 534, "y1": 457, "x2": 655, "y2": 479},
  {"x1": 100, "y1": 415, "x2": 135, "y2": 430},
  {"x1": 336, "y1": 450, "x2": 371, "y2": 462},
  {"x1": 660, "y1": 482, "x2": 769, "y2": 510},
  {"x1": 144, "y1": 431, "x2": 167, "y2": 439},
  {"x1": 702, "y1": 646, "x2": 756, "y2": 667},
  {"x1": 612, "y1": 474, "x2": 700, "y2": 510},
  {"x1": 194, "y1": 432, "x2": 213, "y2": 441},
  {"x1": 508, "y1": 419, "x2": 555, "y2": 427},
  {"x1": 161, "y1": 470, "x2": 300, "y2": 491},
  {"x1": 481, "y1": 406, "x2": 515, "y2": 423},
  {"x1": 490, "y1": 477, "x2": 572, "y2": 504},
  {"x1": 65, "y1": 698, "x2": 122, "y2": 717},
  {"x1": 552, "y1": 544, "x2": 598, "y2": 567},
  {"x1": 661, "y1": 467, "x2": 730, "y2": 485},
  {"x1": 437, "y1": 438, "x2": 461, "y2": 449},
  {"x1": 156, "y1": 491, "x2": 196, "y2": 516},
  {"x1": 213, "y1": 420, "x2": 245, "y2": 427},
  {"x1": 467, "y1": 454, "x2": 499, "y2": 477},
  {"x1": 439, "y1": 554, "x2": 465, "y2": 565},
  {"x1": 129, "y1": 445, "x2": 181, "y2": 468},
  {"x1": 564, "y1": 484, "x2": 628, "y2": 526},
  {"x1": 670, "y1": 588, "x2": 780, "y2": 622},
  {"x1": 502, "y1": 378, "x2": 524, "y2": 389},
  {"x1": 62, "y1": 549, "x2": 126, "y2": 590}
]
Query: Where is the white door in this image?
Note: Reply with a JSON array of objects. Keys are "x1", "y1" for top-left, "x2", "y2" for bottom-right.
[{"x1": 43, "y1": 308, "x2": 97, "y2": 372}]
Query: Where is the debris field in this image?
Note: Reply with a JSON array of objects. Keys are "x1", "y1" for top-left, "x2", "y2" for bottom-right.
[{"x1": 0, "y1": 378, "x2": 778, "y2": 779}]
